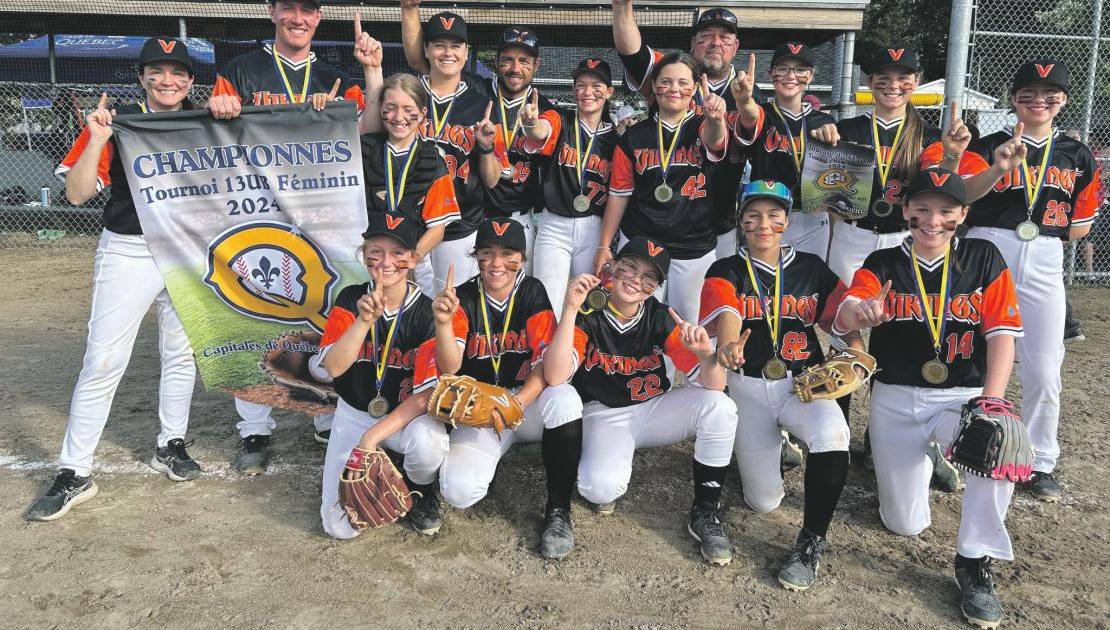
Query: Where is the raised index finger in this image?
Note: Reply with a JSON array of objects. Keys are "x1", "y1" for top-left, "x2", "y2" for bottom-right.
[
  {"x1": 668, "y1": 306, "x2": 686, "y2": 326},
  {"x1": 700, "y1": 73, "x2": 710, "y2": 94},
  {"x1": 371, "y1": 266, "x2": 383, "y2": 295},
  {"x1": 948, "y1": 101, "x2": 958, "y2": 126},
  {"x1": 878, "y1": 278, "x2": 893, "y2": 302},
  {"x1": 97, "y1": 92, "x2": 108, "y2": 110},
  {"x1": 445, "y1": 264, "x2": 455, "y2": 291},
  {"x1": 354, "y1": 10, "x2": 363, "y2": 38},
  {"x1": 1012, "y1": 121, "x2": 1024, "y2": 141},
  {"x1": 736, "y1": 328, "x2": 752, "y2": 349},
  {"x1": 329, "y1": 77, "x2": 342, "y2": 98},
  {"x1": 747, "y1": 52, "x2": 756, "y2": 77},
  {"x1": 532, "y1": 89, "x2": 539, "y2": 108},
  {"x1": 483, "y1": 101, "x2": 493, "y2": 122}
]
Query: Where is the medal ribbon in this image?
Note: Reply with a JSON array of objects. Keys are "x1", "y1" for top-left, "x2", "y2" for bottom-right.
[
  {"x1": 871, "y1": 114, "x2": 906, "y2": 187},
  {"x1": 1019, "y1": 130, "x2": 1055, "y2": 217},
  {"x1": 421, "y1": 76, "x2": 459, "y2": 140},
  {"x1": 771, "y1": 101, "x2": 806, "y2": 172},
  {"x1": 497, "y1": 84, "x2": 529, "y2": 154},
  {"x1": 743, "y1": 249, "x2": 782, "y2": 357},
  {"x1": 693, "y1": 67, "x2": 734, "y2": 108},
  {"x1": 910, "y1": 243, "x2": 953, "y2": 357},
  {"x1": 138, "y1": 101, "x2": 148, "y2": 113},
  {"x1": 656, "y1": 111, "x2": 691, "y2": 185},
  {"x1": 369, "y1": 283, "x2": 411, "y2": 395},
  {"x1": 574, "y1": 114, "x2": 598, "y2": 194},
  {"x1": 384, "y1": 142, "x2": 418, "y2": 213},
  {"x1": 271, "y1": 45, "x2": 311, "y2": 104},
  {"x1": 478, "y1": 278, "x2": 520, "y2": 383}
]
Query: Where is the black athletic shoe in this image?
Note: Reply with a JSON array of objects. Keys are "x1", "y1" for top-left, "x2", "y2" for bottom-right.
[
  {"x1": 778, "y1": 528, "x2": 827, "y2": 591},
  {"x1": 955, "y1": 555, "x2": 1003, "y2": 629},
  {"x1": 235, "y1": 435, "x2": 271, "y2": 475},
  {"x1": 1063, "y1": 300, "x2": 1084, "y2": 344},
  {"x1": 314, "y1": 429, "x2": 330, "y2": 445},
  {"x1": 27, "y1": 468, "x2": 99, "y2": 522},
  {"x1": 151, "y1": 438, "x2": 202, "y2": 481},
  {"x1": 540, "y1": 506, "x2": 574, "y2": 560},
  {"x1": 1027, "y1": 471, "x2": 1063, "y2": 502},
  {"x1": 688, "y1": 502, "x2": 732, "y2": 566},
  {"x1": 780, "y1": 431, "x2": 803, "y2": 473},
  {"x1": 406, "y1": 488, "x2": 442, "y2": 536}
]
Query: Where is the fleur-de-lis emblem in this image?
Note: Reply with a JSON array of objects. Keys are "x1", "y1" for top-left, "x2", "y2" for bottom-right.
[{"x1": 252, "y1": 256, "x2": 281, "y2": 289}]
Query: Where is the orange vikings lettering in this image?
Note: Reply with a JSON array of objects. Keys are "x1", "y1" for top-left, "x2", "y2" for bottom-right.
[
  {"x1": 887, "y1": 291, "x2": 982, "y2": 324},
  {"x1": 582, "y1": 346, "x2": 663, "y2": 375},
  {"x1": 466, "y1": 330, "x2": 529, "y2": 359}
]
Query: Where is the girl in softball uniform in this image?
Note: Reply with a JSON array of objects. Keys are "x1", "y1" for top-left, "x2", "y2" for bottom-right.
[
  {"x1": 594, "y1": 52, "x2": 730, "y2": 323},
  {"x1": 29, "y1": 38, "x2": 200, "y2": 522},
  {"x1": 834, "y1": 167, "x2": 1023, "y2": 630},
  {"x1": 545, "y1": 237, "x2": 739, "y2": 566},
  {"x1": 526, "y1": 58, "x2": 620, "y2": 312},
  {"x1": 317, "y1": 213, "x2": 447, "y2": 539},
  {"x1": 699, "y1": 180, "x2": 863, "y2": 591},
  {"x1": 960, "y1": 59, "x2": 1103, "y2": 502}
]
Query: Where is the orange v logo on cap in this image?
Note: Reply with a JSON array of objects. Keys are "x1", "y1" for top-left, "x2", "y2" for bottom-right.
[
  {"x1": 492, "y1": 221, "x2": 510, "y2": 236},
  {"x1": 440, "y1": 16, "x2": 455, "y2": 30},
  {"x1": 647, "y1": 241, "x2": 663, "y2": 257},
  {"x1": 787, "y1": 43, "x2": 803, "y2": 55},
  {"x1": 1035, "y1": 63, "x2": 1054, "y2": 78},
  {"x1": 929, "y1": 171, "x2": 951, "y2": 186},
  {"x1": 587, "y1": 59, "x2": 601, "y2": 69},
  {"x1": 385, "y1": 215, "x2": 404, "y2": 229},
  {"x1": 158, "y1": 39, "x2": 177, "y2": 54},
  {"x1": 887, "y1": 48, "x2": 905, "y2": 61}
]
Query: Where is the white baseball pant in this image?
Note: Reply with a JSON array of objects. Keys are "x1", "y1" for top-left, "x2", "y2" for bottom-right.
[
  {"x1": 870, "y1": 382, "x2": 1016, "y2": 561},
  {"x1": 58, "y1": 230, "x2": 196, "y2": 477},
  {"x1": 727, "y1": 371, "x2": 849, "y2": 514},
  {"x1": 784, "y1": 210, "x2": 831, "y2": 261},
  {"x1": 234, "y1": 399, "x2": 332, "y2": 437},
  {"x1": 715, "y1": 231, "x2": 738, "y2": 260},
  {"x1": 618, "y1": 234, "x2": 717, "y2": 324},
  {"x1": 827, "y1": 220, "x2": 909, "y2": 285},
  {"x1": 414, "y1": 256, "x2": 436, "y2": 298},
  {"x1": 439, "y1": 383, "x2": 582, "y2": 508},
  {"x1": 577, "y1": 387, "x2": 738, "y2": 505},
  {"x1": 430, "y1": 232, "x2": 478, "y2": 293},
  {"x1": 507, "y1": 210, "x2": 538, "y2": 275},
  {"x1": 967, "y1": 226, "x2": 1065, "y2": 473},
  {"x1": 533, "y1": 212, "x2": 602, "y2": 315},
  {"x1": 320, "y1": 398, "x2": 450, "y2": 539}
]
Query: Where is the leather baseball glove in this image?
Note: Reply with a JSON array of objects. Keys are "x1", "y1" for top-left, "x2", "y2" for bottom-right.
[
  {"x1": 338, "y1": 446, "x2": 414, "y2": 530},
  {"x1": 793, "y1": 347, "x2": 877, "y2": 402},
  {"x1": 258, "y1": 331, "x2": 338, "y2": 403},
  {"x1": 946, "y1": 396, "x2": 1033, "y2": 483},
  {"x1": 425, "y1": 374, "x2": 525, "y2": 436}
]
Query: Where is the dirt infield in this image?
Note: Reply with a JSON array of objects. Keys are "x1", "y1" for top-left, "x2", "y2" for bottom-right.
[{"x1": 1, "y1": 246, "x2": 1107, "y2": 629}]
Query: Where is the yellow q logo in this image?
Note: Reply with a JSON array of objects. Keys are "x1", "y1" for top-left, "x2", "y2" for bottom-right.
[
  {"x1": 204, "y1": 221, "x2": 337, "y2": 332},
  {"x1": 814, "y1": 167, "x2": 858, "y2": 194}
]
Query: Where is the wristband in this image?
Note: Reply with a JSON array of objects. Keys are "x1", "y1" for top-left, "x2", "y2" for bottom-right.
[{"x1": 944, "y1": 151, "x2": 962, "y2": 161}]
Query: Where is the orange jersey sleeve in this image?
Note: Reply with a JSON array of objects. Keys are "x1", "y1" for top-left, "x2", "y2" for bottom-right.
[
  {"x1": 609, "y1": 145, "x2": 634, "y2": 196},
  {"x1": 980, "y1": 268, "x2": 1023, "y2": 337},
  {"x1": 732, "y1": 106, "x2": 765, "y2": 146},
  {"x1": 919, "y1": 140, "x2": 991, "y2": 176},
  {"x1": 1072, "y1": 165, "x2": 1103, "y2": 225},
  {"x1": 533, "y1": 109, "x2": 562, "y2": 157},
  {"x1": 570, "y1": 325, "x2": 590, "y2": 368},
  {"x1": 845, "y1": 267, "x2": 884, "y2": 301},
  {"x1": 662, "y1": 324, "x2": 700, "y2": 376},
  {"x1": 818, "y1": 280, "x2": 850, "y2": 332},
  {"x1": 422, "y1": 173, "x2": 461, "y2": 228},
  {"x1": 55, "y1": 127, "x2": 113, "y2": 190},
  {"x1": 319, "y1": 305, "x2": 357, "y2": 347},
  {"x1": 451, "y1": 307, "x2": 470, "y2": 347},
  {"x1": 525, "y1": 310, "x2": 557, "y2": 366},
  {"x1": 412, "y1": 337, "x2": 439, "y2": 392},
  {"x1": 212, "y1": 75, "x2": 241, "y2": 101},
  {"x1": 698, "y1": 276, "x2": 741, "y2": 329}
]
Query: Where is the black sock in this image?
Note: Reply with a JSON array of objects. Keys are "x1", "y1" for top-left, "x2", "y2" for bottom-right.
[
  {"x1": 692, "y1": 459, "x2": 729, "y2": 508},
  {"x1": 542, "y1": 419, "x2": 582, "y2": 512},
  {"x1": 802, "y1": 451, "x2": 849, "y2": 537},
  {"x1": 836, "y1": 393, "x2": 851, "y2": 425}
]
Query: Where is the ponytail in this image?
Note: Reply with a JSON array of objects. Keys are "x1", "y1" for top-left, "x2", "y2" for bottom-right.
[{"x1": 893, "y1": 102, "x2": 925, "y2": 180}]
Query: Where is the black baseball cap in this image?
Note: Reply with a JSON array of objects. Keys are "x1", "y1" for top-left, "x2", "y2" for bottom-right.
[
  {"x1": 572, "y1": 58, "x2": 613, "y2": 86},
  {"x1": 616, "y1": 236, "x2": 670, "y2": 278},
  {"x1": 903, "y1": 167, "x2": 967, "y2": 206},
  {"x1": 1011, "y1": 59, "x2": 1070, "y2": 94},
  {"x1": 497, "y1": 27, "x2": 540, "y2": 57},
  {"x1": 362, "y1": 212, "x2": 421, "y2": 250},
  {"x1": 771, "y1": 41, "x2": 815, "y2": 68},
  {"x1": 867, "y1": 45, "x2": 921, "y2": 74},
  {"x1": 425, "y1": 11, "x2": 468, "y2": 44},
  {"x1": 268, "y1": 0, "x2": 321, "y2": 7},
  {"x1": 138, "y1": 37, "x2": 194, "y2": 75},
  {"x1": 474, "y1": 218, "x2": 526, "y2": 252},
  {"x1": 693, "y1": 8, "x2": 739, "y2": 35}
]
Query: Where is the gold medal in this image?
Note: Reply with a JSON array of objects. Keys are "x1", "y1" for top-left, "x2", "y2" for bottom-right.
[
  {"x1": 762, "y1": 358, "x2": 788, "y2": 380},
  {"x1": 654, "y1": 111, "x2": 689, "y2": 206},
  {"x1": 871, "y1": 199, "x2": 894, "y2": 217},
  {"x1": 585, "y1": 287, "x2": 609, "y2": 310},
  {"x1": 368, "y1": 395, "x2": 389, "y2": 418},
  {"x1": 573, "y1": 113, "x2": 598, "y2": 213},
  {"x1": 654, "y1": 184, "x2": 674, "y2": 203},
  {"x1": 921, "y1": 359, "x2": 949, "y2": 385},
  {"x1": 573, "y1": 195, "x2": 591, "y2": 213},
  {"x1": 1016, "y1": 220, "x2": 1039, "y2": 242}
]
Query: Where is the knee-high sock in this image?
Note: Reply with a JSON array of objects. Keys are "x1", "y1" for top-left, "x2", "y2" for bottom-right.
[
  {"x1": 542, "y1": 419, "x2": 582, "y2": 511},
  {"x1": 837, "y1": 392, "x2": 851, "y2": 425},
  {"x1": 693, "y1": 459, "x2": 729, "y2": 508},
  {"x1": 803, "y1": 451, "x2": 849, "y2": 537}
]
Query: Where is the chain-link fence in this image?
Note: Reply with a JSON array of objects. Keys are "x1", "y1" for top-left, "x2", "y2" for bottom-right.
[{"x1": 970, "y1": 0, "x2": 1109, "y2": 284}]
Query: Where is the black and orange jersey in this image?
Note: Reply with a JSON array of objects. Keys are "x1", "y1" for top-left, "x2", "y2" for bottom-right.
[
  {"x1": 55, "y1": 102, "x2": 145, "y2": 235},
  {"x1": 965, "y1": 128, "x2": 1103, "y2": 238},
  {"x1": 734, "y1": 100, "x2": 835, "y2": 205},
  {"x1": 568, "y1": 297, "x2": 700, "y2": 408},
  {"x1": 451, "y1": 273, "x2": 556, "y2": 388},
  {"x1": 699, "y1": 246, "x2": 846, "y2": 378},
  {"x1": 319, "y1": 281, "x2": 438, "y2": 412},
  {"x1": 617, "y1": 46, "x2": 762, "y2": 107},
  {"x1": 417, "y1": 74, "x2": 493, "y2": 241},
  {"x1": 212, "y1": 44, "x2": 365, "y2": 112},
  {"x1": 843, "y1": 237, "x2": 1023, "y2": 389},
  {"x1": 484, "y1": 89, "x2": 561, "y2": 216},
  {"x1": 610, "y1": 112, "x2": 724, "y2": 259},
  {"x1": 533, "y1": 108, "x2": 619, "y2": 218},
  {"x1": 360, "y1": 133, "x2": 459, "y2": 232}
]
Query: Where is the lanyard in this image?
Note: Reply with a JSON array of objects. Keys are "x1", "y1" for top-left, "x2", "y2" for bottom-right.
[
  {"x1": 369, "y1": 283, "x2": 411, "y2": 394},
  {"x1": 771, "y1": 101, "x2": 806, "y2": 172},
  {"x1": 271, "y1": 46, "x2": 311, "y2": 104},
  {"x1": 497, "y1": 84, "x2": 528, "y2": 153},
  {"x1": 478, "y1": 279, "x2": 520, "y2": 383},
  {"x1": 1019, "y1": 130, "x2": 1055, "y2": 214},
  {"x1": 656, "y1": 111, "x2": 691, "y2": 182},
  {"x1": 910, "y1": 243, "x2": 953, "y2": 356},
  {"x1": 384, "y1": 142, "x2": 418, "y2": 213},
  {"x1": 573, "y1": 114, "x2": 598, "y2": 193},
  {"x1": 871, "y1": 114, "x2": 906, "y2": 187},
  {"x1": 744, "y1": 250, "x2": 782, "y2": 355}
]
